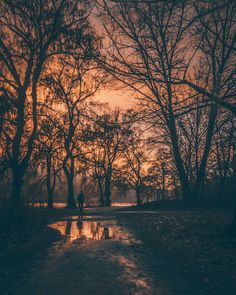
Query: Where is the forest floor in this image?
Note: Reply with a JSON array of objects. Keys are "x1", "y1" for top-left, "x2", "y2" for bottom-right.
[{"x1": 0, "y1": 205, "x2": 236, "y2": 295}]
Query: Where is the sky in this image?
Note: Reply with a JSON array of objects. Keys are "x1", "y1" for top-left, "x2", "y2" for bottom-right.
[
  {"x1": 90, "y1": 8, "x2": 135, "y2": 110},
  {"x1": 97, "y1": 89, "x2": 135, "y2": 109}
]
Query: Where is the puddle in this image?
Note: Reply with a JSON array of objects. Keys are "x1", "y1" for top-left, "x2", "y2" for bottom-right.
[
  {"x1": 49, "y1": 216, "x2": 138, "y2": 244},
  {"x1": 61, "y1": 215, "x2": 115, "y2": 221}
]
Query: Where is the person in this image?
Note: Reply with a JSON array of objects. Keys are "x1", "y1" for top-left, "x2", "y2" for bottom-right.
[{"x1": 77, "y1": 190, "x2": 85, "y2": 213}]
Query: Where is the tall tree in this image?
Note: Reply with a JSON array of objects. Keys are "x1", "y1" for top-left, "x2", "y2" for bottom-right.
[
  {"x1": 118, "y1": 128, "x2": 151, "y2": 206},
  {"x1": 186, "y1": 1, "x2": 236, "y2": 199},
  {"x1": 97, "y1": 0, "x2": 235, "y2": 201},
  {"x1": 88, "y1": 108, "x2": 135, "y2": 206},
  {"x1": 0, "y1": 0, "x2": 91, "y2": 208},
  {"x1": 44, "y1": 56, "x2": 103, "y2": 208},
  {"x1": 34, "y1": 116, "x2": 62, "y2": 209},
  {"x1": 97, "y1": 1, "x2": 195, "y2": 200},
  {"x1": 182, "y1": 1, "x2": 236, "y2": 116}
]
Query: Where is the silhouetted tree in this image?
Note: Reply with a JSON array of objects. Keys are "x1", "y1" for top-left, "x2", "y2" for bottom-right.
[
  {"x1": 43, "y1": 55, "x2": 103, "y2": 208},
  {"x1": 181, "y1": 1, "x2": 236, "y2": 116},
  {"x1": 33, "y1": 116, "x2": 63, "y2": 208},
  {"x1": 97, "y1": 0, "x2": 235, "y2": 201},
  {"x1": 88, "y1": 108, "x2": 135, "y2": 206},
  {"x1": 0, "y1": 0, "x2": 92, "y2": 209},
  {"x1": 90, "y1": 148, "x2": 106, "y2": 206},
  {"x1": 208, "y1": 113, "x2": 236, "y2": 200},
  {"x1": 117, "y1": 127, "x2": 152, "y2": 206}
]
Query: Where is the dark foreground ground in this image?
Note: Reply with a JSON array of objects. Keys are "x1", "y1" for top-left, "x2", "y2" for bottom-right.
[{"x1": 0, "y1": 204, "x2": 235, "y2": 295}]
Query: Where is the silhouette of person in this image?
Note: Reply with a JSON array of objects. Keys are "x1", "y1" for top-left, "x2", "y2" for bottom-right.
[{"x1": 77, "y1": 190, "x2": 85, "y2": 213}]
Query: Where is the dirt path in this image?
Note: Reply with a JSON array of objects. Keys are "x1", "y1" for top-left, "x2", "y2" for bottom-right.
[{"x1": 14, "y1": 208, "x2": 197, "y2": 295}]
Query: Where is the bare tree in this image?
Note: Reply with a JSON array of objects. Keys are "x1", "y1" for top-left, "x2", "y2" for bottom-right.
[
  {"x1": 43, "y1": 55, "x2": 103, "y2": 208},
  {"x1": 182, "y1": 1, "x2": 236, "y2": 116},
  {"x1": 33, "y1": 116, "x2": 63, "y2": 209},
  {"x1": 89, "y1": 148, "x2": 106, "y2": 206},
  {"x1": 208, "y1": 113, "x2": 235, "y2": 200},
  {"x1": 87, "y1": 108, "x2": 135, "y2": 206},
  {"x1": 183, "y1": 1, "x2": 236, "y2": 199},
  {"x1": 97, "y1": 0, "x2": 236, "y2": 202},
  {"x1": 0, "y1": 0, "x2": 91, "y2": 208},
  {"x1": 118, "y1": 127, "x2": 152, "y2": 206},
  {"x1": 96, "y1": 1, "x2": 201, "y2": 200}
]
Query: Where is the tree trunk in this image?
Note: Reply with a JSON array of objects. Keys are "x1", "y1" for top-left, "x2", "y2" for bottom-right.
[
  {"x1": 167, "y1": 116, "x2": 192, "y2": 201},
  {"x1": 98, "y1": 178, "x2": 104, "y2": 206},
  {"x1": 11, "y1": 96, "x2": 25, "y2": 206},
  {"x1": 47, "y1": 192, "x2": 53, "y2": 209},
  {"x1": 161, "y1": 163, "x2": 166, "y2": 200},
  {"x1": 136, "y1": 188, "x2": 141, "y2": 207},
  {"x1": 10, "y1": 84, "x2": 39, "y2": 209},
  {"x1": 104, "y1": 176, "x2": 111, "y2": 206},
  {"x1": 12, "y1": 177, "x2": 23, "y2": 208},
  {"x1": 46, "y1": 155, "x2": 54, "y2": 209},
  {"x1": 66, "y1": 175, "x2": 76, "y2": 208},
  {"x1": 100, "y1": 190, "x2": 104, "y2": 207},
  {"x1": 193, "y1": 105, "x2": 218, "y2": 200},
  {"x1": 63, "y1": 154, "x2": 76, "y2": 209},
  {"x1": 12, "y1": 166, "x2": 24, "y2": 209},
  {"x1": 65, "y1": 220, "x2": 72, "y2": 236}
]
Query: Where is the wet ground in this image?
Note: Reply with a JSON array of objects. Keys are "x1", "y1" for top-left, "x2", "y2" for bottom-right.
[
  {"x1": 8, "y1": 207, "x2": 197, "y2": 295},
  {"x1": 4, "y1": 206, "x2": 234, "y2": 295}
]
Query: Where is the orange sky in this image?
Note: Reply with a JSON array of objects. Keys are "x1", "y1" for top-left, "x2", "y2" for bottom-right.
[
  {"x1": 98, "y1": 89, "x2": 134, "y2": 109},
  {"x1": 90, "y1": 11, "x2": 134, "y2": 110}
]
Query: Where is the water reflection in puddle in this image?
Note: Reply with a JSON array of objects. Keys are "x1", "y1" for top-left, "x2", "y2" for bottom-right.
[{"x1": 49, "y1": 216, "x2": 135, "y2": 243}]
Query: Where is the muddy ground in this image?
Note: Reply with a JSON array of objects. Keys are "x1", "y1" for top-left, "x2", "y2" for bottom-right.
[{"x1": 0, "y1": 206, "x2": 235, "y2": 295}]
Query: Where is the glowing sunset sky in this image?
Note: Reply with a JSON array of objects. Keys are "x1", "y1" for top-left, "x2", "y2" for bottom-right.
[
  {"x1": 98, "y1": 89, "x2": 134, "y2": 108},
  {"x1": 91, "y1": 11, "x2": 134, "y2": 109}
]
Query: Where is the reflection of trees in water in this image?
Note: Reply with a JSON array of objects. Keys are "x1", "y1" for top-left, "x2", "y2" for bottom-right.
[
  {"x1": 65, "y1": 220, "x2": 72, "y2": 236},
  {"x1": 91, "y1": 222, "x2": 98, "y2": 239},
  {"x1": 55, "y1": 218, "x2": 113, "y2": 241},
  {"x1": 102, "y1": 227, "x2": 109, "y2": 239},
  {"x1": 90, "y1": 222, "x2": 110, "y2": 240},
  {"x1": 77, "y1": 216, "x2": 83, "y2": 237},
  {"x1": 49, "y1": 218, "x2": 123, "y2": 242}
]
